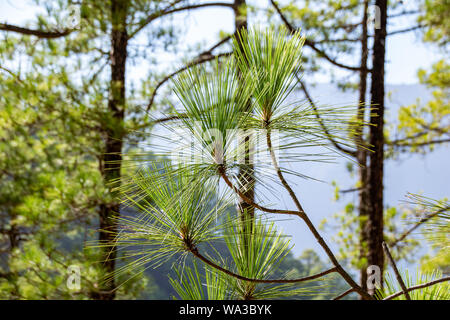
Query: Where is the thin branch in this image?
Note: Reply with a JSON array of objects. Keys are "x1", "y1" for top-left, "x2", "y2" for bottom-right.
[
  {"x1": 388, "y1": 131, "x2": 428, "y2": 145},
  {"x1": 218, "y1": 165, "x2": 301, "y2": 216},
  {"x1": 390, "y1": 206, "x2": 450, "y2": 247},
  {"x1": 390, "y1": 138, "x2": 450, "y2": 148},
  {"x1": 304, "y1": 40, "x2": 364, "y2": 72},
  {"x1": 0, "y1": 23, "x2": 73, "y2": 38},
  {"x1": 388, "y1": 10, "x2": 420, "y2": 18},
  {"x1": 266, "y1": 130, "x2": 305, "y2": 213},
  {"x1": 297, "y1": 76, "x2": 357, "y2": 156},
  {"x1": 151, "y1": 114, "x2": 187, "y2": 124},
  {"x1": 309, "y1": 37, "x2": 361, "y2": 44},
  {"x1": 261, "y1": 130, "x2": 372, "y2": 300},
  {"x1": 382, "y1": 241, "x2": 411, "y2": 300},
  {"x1": 340, "y1": 187, "x2": 361, "y2": 194},
  {"x1": 191, "y1": 247, "x2": 337, "y2": 283},
  {"x1": 333, "y1": 288, "x2": 354, "y2": 300},
  {"x1": 383, "y1": 276, "x2": 450, "y2": 300},
  {"x1": 129, "y1": 2, "x2": 234, "y2": 39},
  {"x1": 146, "y1": 51, "x2": 232, "y2": 112},
  {"x1": 270, "y1": 0, "x2": 366, "y2": 72},
  {"x1": 386, "y1": 25, "x2": 424, "y2": 36},
  {"x1": 0, "y1": 65, "x2": 23, "y2": 83}
]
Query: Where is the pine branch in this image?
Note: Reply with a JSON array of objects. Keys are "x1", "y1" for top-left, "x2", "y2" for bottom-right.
[
  {"x1": 129, "y1": 2, "x2": 235, "y2": 39},
  {"x1": 218, "y1": 165, "x2": 301, "y2": 216},
  {"x1": 388, "y1": 10, "x2": 420, "y2": 18},
  {"x1": 191, "y1": 247, "x2": 337, "y2": 283},
  {"x1": 270, "y1": 0, "x2": 366, "y2": 72},
  {"x1": 309, "y1": 37, "x2": 361, "y2": 44},
  {"x1": 297, "y1": 76, "x2": 357, "y2": 156},
  {"x1": 383, "y1": 276, "x2": 450, "y2": 300},
  {"x1": 146, "y1": 35, "x2": 232, "y2": 112},
  {"x1": 382, "y1": 242, "x2": 411, "y2": 300},
  {"x1": 266, "y1": 130, "x2": 305, "y2": 213},
  {"x1": 265, "y1": 130, "x2": 372, "y2": 300},
  {"x1": 387, "y1": 25, "x2": 424, "y2": 36},
  {"x1": 0, "y1": 23, "x2": 73, "y2": 38},
  {"x1": 333, "y1": 288, "x2": 354, "y2": 300},
  {"x1": 340, "y1": 187, "x2": 361, "y2": 194},
  {"x1": 390, "y1": 206, "x2": 450, "y2": 247},
  {"x1": 390, "y1": 138, "x2": 450, "y2": 148},
  {"x1": 151, "y1": 114, "x2": 187, "y2": 124}
]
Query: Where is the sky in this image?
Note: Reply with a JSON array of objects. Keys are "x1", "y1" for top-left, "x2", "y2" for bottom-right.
[
  {"x1": 0, "y1": 0, "x2": 443, "y2": 84},
  {"x1": 1, "y1": 0, "x2": 448, "y2": 269}
]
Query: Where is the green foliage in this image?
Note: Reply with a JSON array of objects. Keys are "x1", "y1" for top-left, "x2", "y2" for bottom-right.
[
  {"x1": 403, "y1": 194, "x2": 450, "y2": 274},
  {"x1": 111, "y1": 163, "x2": 231, "y2": 273},
  {"x1": 387, "y1": 60, "x2": 450, "y2": 155},
  {"x1": 376, "y1": 269, "x2": 450, "y2": 300},
  {"x1": 169, "y1": 263, "x2": 231, "y2": 300},
  {"x1": 419, "y1": 0, "x2": 450, "y2": 46},
  {"x1": 322, "y1": 203, "x2": 420, "y2": 269},
  {"x1": 114, "y1": 26, "x2": 373, "y2": 300},
  {"x1": 222, "y1": 217, "x2": 315, "y2": 300},
  {"x1": 0, "y1": 0, "x2": 190, "y2": 299}
]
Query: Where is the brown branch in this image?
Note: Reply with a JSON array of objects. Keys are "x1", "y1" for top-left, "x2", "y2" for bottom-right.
[
  {"x1": 309, "y1": 37, "x2": 361, "y2": 44},
  {"x1": 191, "y1": 247, "x2": 337, "y2": 283},
  {"x1": 261, "y1": 130, "x2": 372, "y2": 300},
  {"x1": 297, "y1": 76, "x2": 357, "y2": 156},
  {"x1": 340, "y1": 187, "x2": 361, "y2": 194},
  {"x1": 266, "y1": 130, "x2": 305, "y2": 213},
  {"x1": 270, "y1": 0, "x2": 366, "y2": 72},
  {"x1": 383, "y1": 276, "x2": 450, "y2": 300},
  {"x1": 0, "y1": 23, "x2": 73, "y2": 38},
  {"x1": 390, "y1": 138, "x2": 450, "y2": 148},
  {"x1": 390, "y1": 206, "x2": 449, "y2": 247},
  {"x1": 382, "y1": 241, "x2": 411, "y2": 300},
  {"x1": 146, "y1": 51, "x2": 232, "y2": 112},
  {"x1": 129, "y1": 2, "x2": 235, "y2": 39},
  {"x1": 151, "y1": 114, "x2": 187, "y2": 124},
  {"x1": 333, "y1": 288, "x2": 354, "y2": 300},
  {"x1": 218, "y1": 165, "x2": 301, "y2": 216},
  {"x1": 387, "y1": 25, "x2": 424, "y2": 37},
  {"x1": 304, "y1": 40, "x2": 364, "y2": 72},
  {"x1": 388, "y1": 10, "x2": 420, "y2": 18},
  {"x1": 388, "y1": 131, "x2": 428, "y2": 145}
]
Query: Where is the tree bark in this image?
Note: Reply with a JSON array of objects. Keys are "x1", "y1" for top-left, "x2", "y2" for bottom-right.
[
  {"x1": 94, "y1": 0, "x2": 128, "y2": 300},
  {"x1": 366, "y1": 0, "x2": 387, "y2": 295},
  {"x1": 357, "y1": 0, "x2": 370, "y2": 297}
]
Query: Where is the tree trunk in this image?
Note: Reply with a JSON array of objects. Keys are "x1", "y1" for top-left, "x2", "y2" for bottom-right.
[
  {"x1": 94, "y1": 0, "x2": 128, "y2": 300},
  {"x1": 366, "y1": 0, "x2": 387, "y2": 295},
  {"x1": 357, "y1": 0, "x2": 369, "y2": 297}
]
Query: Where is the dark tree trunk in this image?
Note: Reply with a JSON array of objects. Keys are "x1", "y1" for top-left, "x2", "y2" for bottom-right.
[
  {"x1": 94, "y1": 0, "x2": 128, "y2": 300},
  {"x1": 357, "y1": 0, "x2": 370, "y2": 296},
  {"x1": 366, "y1": 0, "x2": 387, "y2": 295}
]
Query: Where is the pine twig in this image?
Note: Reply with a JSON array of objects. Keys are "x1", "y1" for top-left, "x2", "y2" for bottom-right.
[
  {"x1": 333, "y1": 288, "x2": 354, "y2": 300},
  {"x1": 190, "y1": 247, "x2": 337, "y2": 284},
  {"x1": 383, "y1": 276, "x2": 450, "y2": 300},
  {"x1": 382, "y1": 241, "x2": 411, "y2": 300}
]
